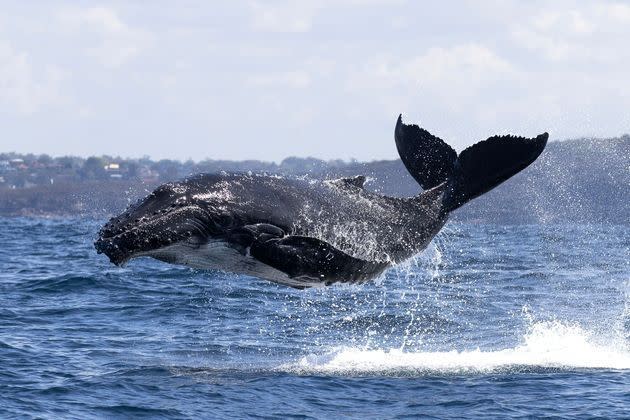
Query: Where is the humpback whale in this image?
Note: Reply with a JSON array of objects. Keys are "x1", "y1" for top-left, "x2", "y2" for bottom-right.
[{"x1": 95, "y1": 116, "x2": 548, "y2": 288}]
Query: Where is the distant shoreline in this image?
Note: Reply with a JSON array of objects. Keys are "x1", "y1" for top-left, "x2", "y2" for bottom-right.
[{"x1": 1, "y1": 137, "x2": 628, "y2": 224}]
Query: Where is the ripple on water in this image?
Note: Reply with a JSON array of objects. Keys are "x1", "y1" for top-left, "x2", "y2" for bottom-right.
[{"x1": 0, "y1": 220, "x2": 628, "y2": 418}]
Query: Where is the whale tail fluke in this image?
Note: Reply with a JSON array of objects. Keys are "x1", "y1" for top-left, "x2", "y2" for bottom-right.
[
  {"x1": 395, "y1": 115, "x2": 548, "y2": 212},
  {"x1": 443, "y1": 131, "x2": 548, "y2": 211},
  {"x1": 394, "y1": 115, "x2": 457, "y2": 191}
]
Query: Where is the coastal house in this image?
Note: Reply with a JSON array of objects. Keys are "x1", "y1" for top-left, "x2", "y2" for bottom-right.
[{"x1": 104, "y1": 162, "x2": 123, "y2": 179}]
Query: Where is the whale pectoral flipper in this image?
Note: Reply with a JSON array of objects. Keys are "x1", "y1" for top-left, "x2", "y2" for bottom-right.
[
  {"x1": 249, "y1": 235, "x2": 388, "y2": 287},
  {"x1": 226, "y1": 223, "x2": 286, "y2": 250}
]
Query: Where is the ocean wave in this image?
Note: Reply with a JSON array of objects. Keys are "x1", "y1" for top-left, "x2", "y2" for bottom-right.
[{"x1": 283, "y1": 320, "x2": 630, "y2": 375}]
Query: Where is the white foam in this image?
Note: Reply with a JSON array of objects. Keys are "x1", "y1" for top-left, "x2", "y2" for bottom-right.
[{"x1": 283, "y1": 321, "x2": 630, "y2": 375}]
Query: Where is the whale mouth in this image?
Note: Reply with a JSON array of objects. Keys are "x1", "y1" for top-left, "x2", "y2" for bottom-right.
[
  {"x1": 94, "y1": 191, "x2": 214, "y2": 266},
  {"x1": 94, "y1": 236, "x2": 132, "y2": 266},
  {"x1": 94, "y1": 209, "x2": 201, "y2": 266}
]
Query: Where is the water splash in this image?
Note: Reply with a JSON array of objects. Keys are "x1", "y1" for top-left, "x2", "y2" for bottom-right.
[{"x1": 283, "y1": 319, "x2": 630, "y2": 375}]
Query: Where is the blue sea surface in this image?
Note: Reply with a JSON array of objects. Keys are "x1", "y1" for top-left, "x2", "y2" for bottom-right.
[{"x1": 0, "y1": 218, "x2": 628, "y2": 418}]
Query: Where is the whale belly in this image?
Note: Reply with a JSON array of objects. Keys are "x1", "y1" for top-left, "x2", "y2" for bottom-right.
[{"x1": 140, "y1": 240, "x2": 326, "y2": 288}]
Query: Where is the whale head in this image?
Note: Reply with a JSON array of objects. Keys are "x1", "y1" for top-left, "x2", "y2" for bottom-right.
[{"x1": 94, "y1": 181, "x2": 216, "y2": 266}]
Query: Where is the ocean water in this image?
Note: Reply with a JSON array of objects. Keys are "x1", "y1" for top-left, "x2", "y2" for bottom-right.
[{"x1": 0, "y1": 218, "x2": 628, "y2": 419}]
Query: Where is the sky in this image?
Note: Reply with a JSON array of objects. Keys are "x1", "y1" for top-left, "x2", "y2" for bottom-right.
[{"x1": 1, "y1": 1, "x2": 629, "y2": 162}]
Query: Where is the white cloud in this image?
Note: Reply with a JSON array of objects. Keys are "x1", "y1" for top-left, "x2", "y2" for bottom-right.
[
  {"x1": 58, "y1": 6, "x2": 152, "y2": 68},
  {"x1": 512, "y1": 27, "x2": 580, "y2": 62},
  {"x1": 246, "y1": 70, "x2": 312, "y2": 88},
  {"x1": 346, "y1": 44, "x2": 517, "y2": 113},
  {"x1": 512, "y1": 3, "x2": 630, "y2": 62},
  {"x1": 402, "y1": 44, "x2": 515, "y2": 87},
  {"x1": 0, "y1": 41, "x2": 67, "y2": 114},
  {"x1": 249, "y1": 1, "x2": 321, "y2": 33},
  {"x1": 1, "y1": 1, "x2": 629, "y2": 160},
  {"x1": 248, "y1": 0, "x2": 407, "y2": 33},
  {"x1": 604, "y1": 2, "x2": 630, "y2": 23}
]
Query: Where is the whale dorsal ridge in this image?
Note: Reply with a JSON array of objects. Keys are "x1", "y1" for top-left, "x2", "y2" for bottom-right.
[{"x1": 329, "y1": 175, "x2": 366, "y2": 189}]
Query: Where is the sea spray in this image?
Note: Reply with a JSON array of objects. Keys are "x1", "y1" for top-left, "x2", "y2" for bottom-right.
[{"x1": 284, "y1": 317, "x2": 630, "y2": 375}]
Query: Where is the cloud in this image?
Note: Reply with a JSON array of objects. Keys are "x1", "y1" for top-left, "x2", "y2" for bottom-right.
[
  {"x1": 246, "y1": 70, "x2": 312, "y2": 88},
  {"x1": 605, "y1": 2, "x2": 630, "y2": 23},
  {"x1": 401, "y1": 44, "x2": 515, "y2": 88},
  {"x1": 247, "y1": 0, "x2": 407, "y2": 33},
  {"x1": 249, "y1": 1, "x2": 321, "y2": 33},
  {"x1": 345, "y1": 43, "x2": 518, "y2": 115},
  {"x1": 1, "y1": 1, "x2": 629, "y2": 160},
  {"x1": 58, "y1": 6, "x2": 152, "y2": 68},
  {"x1": 511, "y1": 3, "x2": 630, "y2": 62},
  {"x1": 0, "y1": 41, "x2": 67, "y2": 114}
]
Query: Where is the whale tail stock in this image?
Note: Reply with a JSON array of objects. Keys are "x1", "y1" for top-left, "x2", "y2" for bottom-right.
[{"x1": 394, "y1": 115, "x2": 548, "y2": 212}]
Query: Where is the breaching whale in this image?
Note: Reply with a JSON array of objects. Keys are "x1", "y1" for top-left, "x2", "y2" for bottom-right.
[{"x1": 95, "y1": 115, "x2": 548, "y2": 288}]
